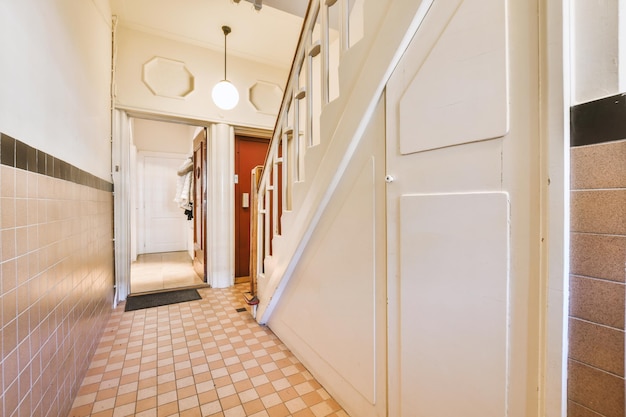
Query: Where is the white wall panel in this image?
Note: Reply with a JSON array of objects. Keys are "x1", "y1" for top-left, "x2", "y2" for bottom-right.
[
  {"x1": 399, "y1": 0, "x2": 508, "y2": 154},
  {"x1": 399, "y1": 192, "x2": 509, "y2": 417},
  {"x1": 281, "y1": 157, "x2": 377, "y2": 403},
  {"x1": 268, "y1": 99, "x2": 386, "y2": 417},
  {"x1": 385, "y1": 0, "x2": 555, "y2": 415}
]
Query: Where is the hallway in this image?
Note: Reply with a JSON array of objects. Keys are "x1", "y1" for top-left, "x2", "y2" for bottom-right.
[
  {"x1": 131, "y1": 252, "x2": 205, "y2": 294},
  {"x1": 68, "y1": 284, "x2": 349, "y2": 417}
]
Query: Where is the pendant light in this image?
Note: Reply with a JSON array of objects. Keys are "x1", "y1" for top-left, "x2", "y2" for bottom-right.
[{"x1": 212, "y1": 25, "x2": 239, "y2": 110}]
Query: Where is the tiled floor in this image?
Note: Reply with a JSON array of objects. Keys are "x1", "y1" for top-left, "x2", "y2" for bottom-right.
[
  {"x1": 131, "y1": 251, "x2": 206, "y2": 294},
  {"x1": 68, "y1": 283, "x2": 350, "y2": 417}
]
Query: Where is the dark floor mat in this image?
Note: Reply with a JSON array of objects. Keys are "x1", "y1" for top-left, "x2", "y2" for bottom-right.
[{"x1": 124, "y1": 289, "x2": 201, "y2": 312}]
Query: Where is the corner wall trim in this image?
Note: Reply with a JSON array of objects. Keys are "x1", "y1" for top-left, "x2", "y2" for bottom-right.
[{"x1": 0, "y1": 133, "x2": 113, "y2": 192}]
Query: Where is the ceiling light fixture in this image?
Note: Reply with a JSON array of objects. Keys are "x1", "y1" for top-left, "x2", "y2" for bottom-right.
[{"x1": 212, "y1": 25, "x2": 239, "y2": 110}]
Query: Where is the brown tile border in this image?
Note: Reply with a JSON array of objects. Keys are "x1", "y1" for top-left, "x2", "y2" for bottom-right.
[
  {"x1": 0, "y1": 133, "x2": 113, "y2": 192},
  {"x1": 568, "y1": 359, "x2": 624, "y2": 417},
  {"x1": 571, "y1": 93, "x2": 626, "y2": 147},
  {"x1": 570, "y1": 140, "x2": 626, "y2": 190},
  {"x1": 568, "y1": 400, "x2": 609, "y2": 417},
  {"x1": 568, "y1": 317, "x2": 625, "y2": 377},
  {"x1": 570, "y1": 233, "x2": 626, "y2": 283},
  {"x1": 569, "y1": 275, "x2": 625, "y2": 330},
  {"x1": 570, "y1": 189, "x2": 626, "y2": 235}
]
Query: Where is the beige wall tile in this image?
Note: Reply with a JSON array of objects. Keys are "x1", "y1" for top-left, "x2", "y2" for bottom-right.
[
  {"x1": 2, "y1": 229, "x2": 15, "y2": 260},
  {"x1": 571, "y1": 190, "x2": 626, "y2": 235},
  {"x1": 569, "y1": 275, "x2": 625, "y2": 329},
  {"x1": 14, "y1": 199, "x2": 27, "y2": 228},
  {"x1": 27, "y1": 172, "x2": 37, "y2": 199},
  {"x1": 0, "y1": 165, "x2": 114, "y2": 417},
  {"x1": 15, "y1": 170, "x2": 27, "y2": 199},
  {"x1": 571, "y1": 140, "x2": 626, "y2": 190},
  {"x1": 568, "y1": 360, "x2": 624, "y2": 417},
  {"x1": 1, "y1": 166, "x2": 15, "y2": 198},
  {"x1": 1, "y1": 198, "x2": 15, "y2": 229},
  {"x1": 570, "y1": 233, "x2": 626, "y2": 283}
]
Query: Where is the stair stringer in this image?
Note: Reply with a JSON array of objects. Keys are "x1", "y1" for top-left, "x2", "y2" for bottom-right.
[{"x1": 256, "y1": 0, "x2": 436, "y2": 323}]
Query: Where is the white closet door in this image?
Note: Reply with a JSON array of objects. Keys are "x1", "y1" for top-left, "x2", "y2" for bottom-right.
[{"x1": 385, "y1": 0, "x2": 547, "y2": 415}]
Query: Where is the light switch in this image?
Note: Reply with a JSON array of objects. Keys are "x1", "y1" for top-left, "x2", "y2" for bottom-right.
[{"x1": 242, "y1": 193, "x2": 249, "y2": 208}]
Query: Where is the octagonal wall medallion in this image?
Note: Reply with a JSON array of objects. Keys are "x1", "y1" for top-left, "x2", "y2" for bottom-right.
[
  {"x1": 248, "y1": 81, "x2": 283, "y2": 115},
  {"x1": 142, "y1": 57, "x2": 195, "y2": 99}
]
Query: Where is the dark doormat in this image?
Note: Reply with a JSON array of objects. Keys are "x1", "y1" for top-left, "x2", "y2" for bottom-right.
[{"x1": 124, "y1": 289, "x2": 202, "y2": 312}]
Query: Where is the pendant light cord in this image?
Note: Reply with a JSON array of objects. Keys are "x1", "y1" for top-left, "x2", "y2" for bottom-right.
[{"x1": 222, "y1": 26, "x2": 231, "y2": 81}]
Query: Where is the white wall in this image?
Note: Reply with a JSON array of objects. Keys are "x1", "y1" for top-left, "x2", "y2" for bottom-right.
[
  {"x1": 132, "y1": 118, "x2": 196, "y2": 153},
  {"x1": 114, "y1": 26, "x2": 288, "y2": 130},
  {"x1": 571, "y1": 0, "x2": 620, "y2": 104},
  {"x1": 0, "y1": 0, "x2": 112, "y2": 180}
]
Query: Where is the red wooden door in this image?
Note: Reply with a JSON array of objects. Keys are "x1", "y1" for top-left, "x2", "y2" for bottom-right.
[{"x1": 235, "y1": 136, "x2": 270, "y2": 277}]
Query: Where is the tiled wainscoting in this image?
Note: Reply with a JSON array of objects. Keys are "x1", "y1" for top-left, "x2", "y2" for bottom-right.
[
  {"x1": 0, "y1": 133, "x2": 115, "y2": 417},
  {"x1": 568, "y1": 95, "x2": 626, "y2": 417}
]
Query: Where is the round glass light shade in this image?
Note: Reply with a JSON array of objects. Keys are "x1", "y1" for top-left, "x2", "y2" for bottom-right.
[{"x1": 212, "y1": 80, "x2": 239, "y2": 110}]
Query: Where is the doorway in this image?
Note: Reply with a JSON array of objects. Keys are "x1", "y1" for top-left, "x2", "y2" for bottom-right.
[
  {"x1": 113, "y1": 110, "x2": 274, "y2": 298},
  {"x1": 234, "y1": 135, "x2": 271, "y2": 279},
  {"x1": 129, "y1": 117, "x2": 206, "y2": 294}
]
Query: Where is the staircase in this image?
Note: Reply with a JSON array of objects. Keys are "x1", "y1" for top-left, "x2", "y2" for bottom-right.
[{"x1": 249, "y1": 0, "x2": 430, "y2": 325}]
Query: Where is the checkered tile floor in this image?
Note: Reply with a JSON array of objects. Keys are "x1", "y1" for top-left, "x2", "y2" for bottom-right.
[{"x1": 68, "y1": 284, "x2": 349, "y2": 417}]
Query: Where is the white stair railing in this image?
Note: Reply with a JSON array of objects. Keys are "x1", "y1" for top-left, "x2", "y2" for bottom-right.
[{"x1": 250, "y1": 0, "x2": 360, "y2": 302}]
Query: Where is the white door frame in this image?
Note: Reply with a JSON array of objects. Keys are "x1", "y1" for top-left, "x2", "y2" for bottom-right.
[
  {"x1": 111, "y1": 109, "x2": 271, "y2": 298},
  {"x1": 112, "y1": 109, "x2": 132, "y2": 305}
]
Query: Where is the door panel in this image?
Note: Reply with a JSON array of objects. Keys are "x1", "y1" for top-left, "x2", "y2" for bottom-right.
[
  {"x1": 234, "y1": 136, "x2": 270, "y2": 278},
  {"x1": 193, "y1": 130, "x2": 207, "y2": 280},
  {"x1": 399, "y1": 192, "x2": 509, "y2": 416},
  {"x1": 386, "y1": 0, "x2": 542, "y2": 415},
  {"x1": 142, "y1": 153, "x2": 189, "y2": 254}
]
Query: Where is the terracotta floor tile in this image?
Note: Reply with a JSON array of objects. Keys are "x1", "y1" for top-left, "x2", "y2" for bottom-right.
[
  {"x1": 198, "y1": 389, "x2": 219, "y2": 405},
  {"x1": 115, "y1": 391, "x2": 137, "y2": 407},
  {"x1": 234, "y1": 379, "x2": 253, "y2": 393},
  {"x1": 178, "y1": 384, "x2": 198, "y2": 400},
  {"x1": 180, "y1": 407, "x2": 203, "y2": 417},
  {"x1": 136, "y1": 396, "x2": 157, "y2": 413},
  {"x1": 302, "y1": 391, "x2": 323, "y2": 407},
  {"x1": 292, "y1": 409, "x2": 316, "y2": 417},
  {"x1": 157, "y1": 381, "x2": 177, "y2": 395},
  {"x1": 91, "y1": 409, "x2": 114, "y2": 417},
  {"x1": 156, "y1": 400, "x2": 178, "y2": 417},
  {"x1": 213, "y1": 375, "x2": 233, "y2": 387},
  {"x1": 277, "y1": 386, "x2": 299, "y2": 403},
  {"x1": 67, "y1": 403, "x2": 93, "y2": 417},
  {"x1": 95, "y1": 387, "x2": 117, "y2": 402},
  {"x1": 266, "y1": 403, "x2": 290, "y2": 417}
]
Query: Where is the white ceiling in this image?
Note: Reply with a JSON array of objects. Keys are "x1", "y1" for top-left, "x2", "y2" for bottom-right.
[{"x1": 111, "y1": 0, "x2": 308, "y2": 69}]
